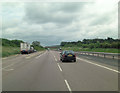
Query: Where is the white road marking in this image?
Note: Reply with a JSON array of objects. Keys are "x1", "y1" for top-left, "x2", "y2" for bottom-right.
[
  {"x1": 27, "y1": 51, "x2": 45, "y2": 59},
  {"x1": 51, "y1": 51, "x2": 58, "y2": 61},
  {"x1": 15, "y1": 54, "x2": 19, "y2": 56},
  {"x1": 77, "y1": 57, "x2": 120, "y2": 73},
  {"x1": 3, "y1": 69, "x2": 14, "y2": 71},
  {"x1": 1, "y1": 52, "x2": 46, "y2": 70},
  {"x1": 26, "y1": 57, "x2": 31, "y2": 59},
  {"x1": 26, "y1": 54, "x2": 37, "y2": 59},
  {"x1": 1, "y1": 59, "x2": 23, "y2": 70},
  {"x1": 36, "y1": 55, "x2": 42, "y2": 58},
  {"x1": 36, "y1": 54, "x2": 43, "y2": 58},
  {"x1": 54, "y1": 56, "x2": 57, "y2": 61},
  {"x1": 85, "y1": 57, "x2": 92, "y2": 60},
  {"x1": 2, "y1": 54, "x2": 19, "y2": 60},
  {"x1": 2, "y1": 64, "x2": 14, "y2": 69},
  {"x1": 2, "y1": 62, "x2": 17, "y2": 70},
  {"x1": 64, "y1": 79, "x2": 72, "y2": 92},
  {"x1": 2, "y1": 58, "x2": 7, "y2": 60},
  {"x1": 57, "y1": 63, "x2": 62, "y2": 71},
  {"x1": 35, "y1": 51, "x2": 46, "y2": 59}
]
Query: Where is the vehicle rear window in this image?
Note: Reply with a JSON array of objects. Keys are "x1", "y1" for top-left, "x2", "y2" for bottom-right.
[{"x1": 65, "y1": 51, "x2": 74, "y2": 54}]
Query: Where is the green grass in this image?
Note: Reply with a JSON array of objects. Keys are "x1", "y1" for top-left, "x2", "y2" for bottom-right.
[
  {"x1": 61, "y1": 47, "x2": 120, "y2": 53},
  {"x1": 2, "y1": 46, "x2": 46, "y2": 57},
  {"x1": 2, "y1": 46, "x2": 20, "y2": 57},
  {"x1": 33, "y1": 46, "x2": 45, "y2": 51}
]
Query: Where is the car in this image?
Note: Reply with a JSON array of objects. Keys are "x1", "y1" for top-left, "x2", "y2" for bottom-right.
[
  {"x1": 47, "y1": 48, "x2": 50, "y2": 51},
  {"x1": 59, "y1": 48, "x2": 62, "y2": 50},
  {"x1": 60, "y1": 50, "x2": 76, "y2": 62},
  {"x1": 34, "y1": 50, "x2": 37, "y2": 52}
]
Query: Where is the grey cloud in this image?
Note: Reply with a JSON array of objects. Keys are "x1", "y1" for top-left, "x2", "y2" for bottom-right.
[
  {"x1": 2, "y1": 20, "x2": 19, "y2": 30},
  {"x1": 24, "y1": 2, "x2": 85, "y2": 24},
  {"x1": 57, "y1": 2, "x2": 86, "y2": 13},
  {"x1": 2, "y1": 2, "x2": 118, "y2": 46},
  {"x1": 90, "y1": 14, "x2": 112, "y2": 26}
]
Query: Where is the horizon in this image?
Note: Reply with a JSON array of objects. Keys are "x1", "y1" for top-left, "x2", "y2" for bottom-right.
[{"x1": 1, "y1": 37, "x2": 119, "y2": 47}]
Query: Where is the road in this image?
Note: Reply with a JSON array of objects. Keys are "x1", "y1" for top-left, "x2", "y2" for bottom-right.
[{"x1": 2, "y1": 50, "x2": 119, "y2": 91}]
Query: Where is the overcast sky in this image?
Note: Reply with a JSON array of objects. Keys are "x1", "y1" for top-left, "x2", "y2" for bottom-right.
[{"x1": 1, "y1": 0, "x2": 119, "y2": 46}]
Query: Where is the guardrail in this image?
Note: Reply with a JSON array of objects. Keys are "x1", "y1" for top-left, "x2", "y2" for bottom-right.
[{"x1": 76, "y1": 51, "x2": 120, "y2": 59}]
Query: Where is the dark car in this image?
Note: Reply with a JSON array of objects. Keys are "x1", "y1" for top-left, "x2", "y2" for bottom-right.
[{"x1": 60, "y1": 50, "x2": 76, "y2": 62}]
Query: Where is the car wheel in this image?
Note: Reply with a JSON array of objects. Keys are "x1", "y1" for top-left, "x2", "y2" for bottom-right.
[
  {"x1": 60, "y1": 58, "x2": 62, "y2": 61},
  {"x1": 74, "y1": 59, "x2": 76, "y2": 62}
]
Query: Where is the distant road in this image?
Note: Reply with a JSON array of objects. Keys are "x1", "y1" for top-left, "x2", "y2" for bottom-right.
[{"x1": 2, "y1": 50, "x2": 118, "y2": 91}]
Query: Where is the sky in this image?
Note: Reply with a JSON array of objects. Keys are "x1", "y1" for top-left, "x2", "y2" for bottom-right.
[{"x1": 1, "y1": 0, "x2": 119, "y2": 46}]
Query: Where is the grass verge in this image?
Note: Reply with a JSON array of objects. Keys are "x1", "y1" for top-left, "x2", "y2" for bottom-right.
[
  {"x1": 2, "y1": 46, "x2": 20, "y2": 57},
  {"x1": 2, "y1": 46, "x2": 46, "y2": 57},
  {"x1": 61, "y1": 47, "x2": 120, "y2": 53}
]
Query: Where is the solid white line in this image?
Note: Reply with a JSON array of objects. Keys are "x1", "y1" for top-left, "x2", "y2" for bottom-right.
[
  {"x1": 64, "y1": 80, "x2": 72, "y2": 92},
  {"x1": 2, "y1": 54, "x2": 19, "y2": 59},
  {"x1": 15, "y1": 54, "x2": 19, "y2": 56},
  {"x1": 3, "y1": 68, "x2": 14, "y2": 71},
  {"x1": 26, "y1": 53, "x2": 38, "y2": 59},
  {"x1": 2, "y1": 61, "x2": 18, "y2": 70},
  {"x1": 2, "y1": 64, "x2": 14, "y2": 69},
  {"x1": 35, "y1": 52, "x2": 46, "y2": 59},
  {"x1": 35, "y1": 54, "x2": 43, "y2": 59},
  {"x1": 77, "y1": 57, "x2": 120, "y2": 73},
  {"x1": 57, "y1": 63, "x2": 62, "y2": 71},
  {"x1": 2, "y1": 58, "x2": 7, "y2": 60}
]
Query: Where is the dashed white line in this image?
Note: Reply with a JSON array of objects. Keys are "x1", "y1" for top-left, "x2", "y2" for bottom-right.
[
  {"x1": 54, "y1": 56, "x2": 58, "y2": 61},
  {"x1": 57, "y1": 63, "x2": 62, "y2": 71},
  {"x1": 64, "y1": 79, "x2": 72, "y2": 92},
  {"x1": 52, "y1": 51, "x2": 72, "y2": 92},
  {"x1": 51, "y1": 51, "x2": 58, "y2": 62},
  {"x1": 77, "y1": 57, "x2": 120, "y2": 73}
]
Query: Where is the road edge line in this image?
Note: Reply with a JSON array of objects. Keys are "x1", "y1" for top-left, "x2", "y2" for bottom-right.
[
  {"x1": 35, "y1": 51, "x2": 46, "y2": 59},
  {"x1": 77, "y1": 57, "x2": 120, "y2": 73}
]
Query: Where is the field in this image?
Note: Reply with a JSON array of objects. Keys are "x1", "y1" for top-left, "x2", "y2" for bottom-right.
[{"x1": 61, "y1": 47, "x2": 120, "y2": 53}]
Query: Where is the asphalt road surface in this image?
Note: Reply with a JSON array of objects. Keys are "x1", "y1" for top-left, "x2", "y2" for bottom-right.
[{"x1": 2, "y1": 50, "x2": 119, "y2": 91}]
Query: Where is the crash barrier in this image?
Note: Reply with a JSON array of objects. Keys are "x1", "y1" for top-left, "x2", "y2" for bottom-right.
[{"x1": 76, "y1": 51, "x2": 120, "y2": 59}]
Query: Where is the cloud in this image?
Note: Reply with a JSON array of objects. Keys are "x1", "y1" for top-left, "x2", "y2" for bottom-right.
[
  {"x1": 1, "y1": 1, "x2": 118, "y2": 46},
  {"x1": 24, "y1": 2, "x2": 86, "y2": 24}
]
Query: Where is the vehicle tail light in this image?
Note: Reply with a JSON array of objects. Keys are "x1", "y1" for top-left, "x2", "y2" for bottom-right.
[
  {"x1": 74, "y1": 54, "x2": 76, "y2": 57},
  {"x1": 63, "y1": 54, "x2": 65, "y2": 58}
]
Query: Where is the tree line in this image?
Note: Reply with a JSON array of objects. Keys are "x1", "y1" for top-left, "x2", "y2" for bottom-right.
[
  {"x1": 60, "y1": 37, "x2": 120, "y2": 49},
  {"x1": 1, "y1": 38, "x2": 24, "y2": 47},
  {"x1": 1, "y1": 38, "x2": 44, "y2": 49}
]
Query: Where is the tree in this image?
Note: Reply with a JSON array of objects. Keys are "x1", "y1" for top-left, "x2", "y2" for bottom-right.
[
  {"x1": 32, "y1": 41, "x2": 40, "y2": 47},
  {"x1": 2, "y1": 38, "x2": 23, "y2": 47},
  {"x1": 61, "y1": 42, "x2": 67, "y2": 46}
]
